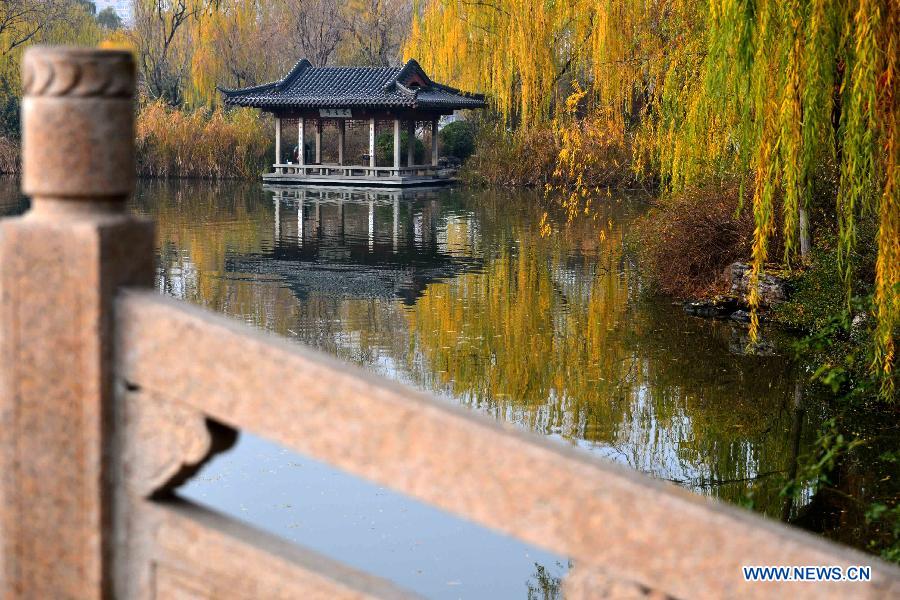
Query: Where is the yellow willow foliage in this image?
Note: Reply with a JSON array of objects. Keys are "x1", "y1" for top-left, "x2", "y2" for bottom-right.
[
  {"x1": 873, "y1": 1, "x2": 899, "y2": 393},
  {"x1": 406, "y1": 0, "x2": 703, "y2": 128},
  {"x1": 188, "y1": 0, "x2": 282, "y2": 106},
  {"x1": 99, "y1": 30, "x2": 136, "y2": 52},
  {"x1": 697, "y1": 0, "x2": 899, "y2": 395},
  {"x1": 136, "y1": 100, "x2": 269, "y2": 178},
  {"x1": 549, "y1": 84, "x2": 627, "y2": 219},
  {"x1": 408, "y1": 0, "x2": 899, "y2": 394}
]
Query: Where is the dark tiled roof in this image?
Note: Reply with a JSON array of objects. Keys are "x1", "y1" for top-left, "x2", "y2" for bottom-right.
[{"x1": 219, "y1": 59, "x2": 485, "y2": 112}]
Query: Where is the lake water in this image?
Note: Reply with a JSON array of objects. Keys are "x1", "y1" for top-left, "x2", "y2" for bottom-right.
[{"x1": 0, "y1": 178, "x2": 885, "y2": 597}]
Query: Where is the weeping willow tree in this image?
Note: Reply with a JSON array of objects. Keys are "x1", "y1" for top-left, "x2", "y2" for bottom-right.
[
  {"x1": 405, "y1": 0, "x2": 899, "y2": 396},
  {"x1": 0, "y1": 0, "x2": 100, "y2": 94}
]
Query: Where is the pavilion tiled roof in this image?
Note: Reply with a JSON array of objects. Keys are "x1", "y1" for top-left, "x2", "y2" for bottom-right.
[{"x1": 219, "y1": 59, "x2": 486, "y2": 111}]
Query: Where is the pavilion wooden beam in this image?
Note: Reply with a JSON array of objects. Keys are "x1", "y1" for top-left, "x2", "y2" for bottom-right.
[
  {"x1": 407, "y1": 120, "x2": 415, "y2": 166},
  {"x1": 393, "y1": 119, "x2": 401, "y2": 171}
]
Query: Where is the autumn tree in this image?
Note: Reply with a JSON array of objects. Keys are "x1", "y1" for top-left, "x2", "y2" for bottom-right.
[
  {"x1": 277, "y1": 0, "x2": 344, "y2": 67},
  {"x1": 0, "y1": 0, "x2": 99, "y2": 138},
  {"x1": 96, "y1": 7, "x2": 123, "y2": 30},
  {"x1": 407, "y1": 0, "x2": 899, "y2": 395},
  {"x1": 0, "y1": 0, "x2": 68, "y2": 60},
  {"x1": 0, "y1": 0, "x2": 98, "y2": 84},
  {"x1": 341, "y1": 0, "x2": 411, "y2": 66},
  {"x1": 190, "y1": 0, "x2": 286, "y2": 105},
  {"x1": 133, "y1": 0, "x2": 221, "y2": 105}
]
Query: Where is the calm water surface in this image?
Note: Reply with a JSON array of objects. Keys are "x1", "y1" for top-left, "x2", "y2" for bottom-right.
[{"x1": 0, "y1": 178, "x2": 871, "y2": 597}]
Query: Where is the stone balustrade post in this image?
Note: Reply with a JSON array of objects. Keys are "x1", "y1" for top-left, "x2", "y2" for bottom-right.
[{"x1": 0, "y1": 47, "x2": 154, "y2": 598}]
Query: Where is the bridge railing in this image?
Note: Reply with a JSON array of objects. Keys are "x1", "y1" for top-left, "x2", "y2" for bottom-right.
[{"x1": 1, "y1": 47, "x2": 897, "y2": 600}]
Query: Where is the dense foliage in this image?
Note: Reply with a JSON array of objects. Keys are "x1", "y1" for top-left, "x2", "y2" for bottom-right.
[
  {"x1": 375, "y1": 131, "x2": 425, "y2": 165},
  {"x1": 636, "y1": 182, "x2": 756, "y2": 298},
  {"x1": 0, "y1": 0, "x2": 894, "y2": 392},
  {"x1": 0, "y1": 0, "x2": 101, "y2": 159},
  {"x1": 437, "y1": 120, "x2": 473, "y2": 160},
  {"x1": 407, "y1": 0, "x2": 898, "y2": 396}
]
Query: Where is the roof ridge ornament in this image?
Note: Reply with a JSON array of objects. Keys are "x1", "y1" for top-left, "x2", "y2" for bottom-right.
[
  {"x1": 394, "y1": 80, "x2": 419, "y2": 99},
  {"x1": 395, "y1": 58, "x2": 432, "y2": 88},
  {"x1": 276, "y1": 58, "x2": 312, "y2": 91}
]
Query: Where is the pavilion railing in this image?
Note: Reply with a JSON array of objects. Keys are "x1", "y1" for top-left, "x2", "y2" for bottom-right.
[
  {"x1": 1, "y1": 47, "x2": 898, "y2": 600},
  {"x1": 272, "y1": 163, "x2": 443, "y2": 179}
]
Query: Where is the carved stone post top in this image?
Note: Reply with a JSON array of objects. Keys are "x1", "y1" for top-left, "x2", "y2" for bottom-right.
[{"x1": 21, "y1": 46, "x2": 136, "y2": 209}]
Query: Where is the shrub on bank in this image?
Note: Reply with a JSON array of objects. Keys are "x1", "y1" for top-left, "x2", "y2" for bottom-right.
[
  {"x1": 461, "y1": 116, "x2": 636, "y2": 190},
  {"x1": 774, "y1": 218, "x2": 879, "y2": 332},
  {"x1": 461, "y1": 123, "x2": 558, "y2": 186},
  {"x1": 375, "y1": 131, "x2": 425, "y2": 165},
  {"x1": 136, "y1": 101, "x2": 270, "y2": 179},
  {"x1": 635, "y1": 181, "x2": 761, "y2": 298},
  {"x1": 439, "y1": 120, "x2": 475, "y2": 161}
]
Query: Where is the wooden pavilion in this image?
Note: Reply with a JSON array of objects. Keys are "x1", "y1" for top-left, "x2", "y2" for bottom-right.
[{"x1": 220, "y1": 59, "x2": 485, "y2": 187}]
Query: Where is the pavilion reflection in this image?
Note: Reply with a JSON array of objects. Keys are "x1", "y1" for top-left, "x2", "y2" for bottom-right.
[{"x1": 226, "y1": 185, "x2": 483, "y2": 305}]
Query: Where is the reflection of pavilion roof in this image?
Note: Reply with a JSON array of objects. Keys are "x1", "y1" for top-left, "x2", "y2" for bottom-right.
[
  {"x1": 226, "y1": 254, "x2": 477, "y2": 306},
  {"x1": 225, "y1": 187, "x2": 481, "y2": 305}
]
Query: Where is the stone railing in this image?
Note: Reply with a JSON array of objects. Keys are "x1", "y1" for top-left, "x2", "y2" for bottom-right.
[{"x1": 1, "y1": 47, "x2": 898, "y2": 599}]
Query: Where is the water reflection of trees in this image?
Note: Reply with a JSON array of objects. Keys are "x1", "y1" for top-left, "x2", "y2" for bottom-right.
[
  {"x1": 131, "y1": 181, "x2": 811, "y2": 519},
  {"x1": 403, "y1": 194, "x2": 812, "y2": 517}
]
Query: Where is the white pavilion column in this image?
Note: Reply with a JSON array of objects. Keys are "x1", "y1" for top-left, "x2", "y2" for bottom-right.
[
  {"x1": 431, "y1": 119, "x2": 439, "y2": 166},
  {"x1": 369, "y1": 117, "x2": 376, "y2": 170},
  {"x1": 393, "y1": 118, "x2": 401, "y2": 172},
  {"x1": 298, "y1": 118, "x2": 305, "y2": 166},
  {"x1": 275, "y1": 116, "x2": 282, "y2": 164},
  {"x1": 407, "y1": 120, "x2": 415, "y2": 166},
  {"x1": 337, "y1": 120, "x2": 345, "y2": 165},
  {"x1": 315, "y1": 119, "x2": 322, "y2": 164}
]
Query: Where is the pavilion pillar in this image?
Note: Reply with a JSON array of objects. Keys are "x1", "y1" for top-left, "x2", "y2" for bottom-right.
[
  {"x1": 407, "y1": 120, "x2": 415, "y2": 166},
  {"x1": 369, "y1": 118, "x2": 376, "y2": 169},
  {"x1": 431, "y1": 119, "x2": 439, "y2": 166},
  {"x1": 298, "y1": 118, "x2": 305, "y2": 166},
  {"x1": 393, "y1": 118, "x2": 401, "y2": 172},
  {"x1": 315, "y1": 119, "x2": 322, "y2": 164},
  {"x1": 275, "y1": 116, "x2": 282, "y2": 164},
  {"x1": 337, "y1": 120, "x2": 345, "y2": 165}
]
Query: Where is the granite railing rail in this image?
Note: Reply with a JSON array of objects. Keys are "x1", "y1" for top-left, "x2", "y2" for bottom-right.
[{"x1": 0, "y1": 47, "x2": 897, "y2": 600}]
